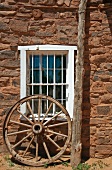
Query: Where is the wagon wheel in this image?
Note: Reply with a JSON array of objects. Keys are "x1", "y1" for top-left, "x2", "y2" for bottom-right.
[{"x1": 3, "y1": 95, "x2": 71, "y2": 166}]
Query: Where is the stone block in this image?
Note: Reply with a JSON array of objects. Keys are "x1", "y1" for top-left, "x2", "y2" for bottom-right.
[
  {"x1": 0, "y1": 11, "x2": 16, "y2": 16},
  {"x1": 90, "y1": 146, "x2": 95, "y2": 157},
  {"x1": 0, "y1": 21, "x2": 10, "y2": 31},
  {"x1": 0, "y1": 59, "x2": 19, "y2": 68},
  {"x1": 0, "y1": 69, "x2": 19, "y2": 77},
  {"x1": 10, "y1": 19, "x2": 28, "y2": 33},
  {"x1": 0, "y1": 50, "x2": 15, "y2": 59},
  {"x1": 97, "y1": 105, "x2": 110, "y2": 115},
  {"x1": 1, "y1": 33, "x2": 19, "y2": 44},
  {"x1": 30, "y1": 0, "x2": 55, "y2": 5},
  {"x1": 32, "y1": 9, "x2": 42, "y2": 19},
  {"x1": 105, "y1": 83, "x2": 112, "y2": 93},
  {"x1": 2, "y1": 87, "x2": 19, "y2": 95},
  {"x1": 96, "y1": 145, "x2": 112, "y2": 155},
  {"x1": 100, "y1": 94, "x2": 112, "y2": 104}
]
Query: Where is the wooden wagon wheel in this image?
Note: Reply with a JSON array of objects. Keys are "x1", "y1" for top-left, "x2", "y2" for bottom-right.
[{"x1": 3, "y1": 95, "x2": 71, "y2": 166}]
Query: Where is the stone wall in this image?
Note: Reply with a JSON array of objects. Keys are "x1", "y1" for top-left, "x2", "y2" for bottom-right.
[
  {"x1": 82, "y1": 1, "x2": 112, "y2": 159},
  {"x1": 0, "y1": 0, "x2": 79, "y2": 153},
  {"x1": 0, "y1": 0, "x2": 112, "y2": 160}
]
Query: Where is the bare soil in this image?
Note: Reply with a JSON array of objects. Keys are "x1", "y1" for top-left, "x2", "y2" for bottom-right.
[{"x1": 0, "y1": 153, "x2": 112, "y2": 170}]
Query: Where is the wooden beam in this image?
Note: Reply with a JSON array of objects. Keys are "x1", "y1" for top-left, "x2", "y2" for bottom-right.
[{"x1": 71, "y1": 0, "x2": 88, "y2": 168}]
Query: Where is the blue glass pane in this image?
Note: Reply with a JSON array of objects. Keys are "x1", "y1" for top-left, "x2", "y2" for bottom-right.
[
  {"x1": 42, "y1": 86, "x2": 47, "y2": 95},
  {"x1": 42, "y1": 55, "x2": 47, "y2": 68},
  {"x1": 34, "y1": 86, "x2": 39, "y2": 94},
  {"x1": 55, "y1": 70, "x2": 61, "y2": 83},
  {"x1": 42, "y1": 70, "x2": 47, "y2": 83},
  {"x1": 48, "y1": 70, "x2": 53, "y2": 83},
  {"x1": 33, "y1": 70, "x2": 40, "y2": 83},
  {"x1": 33, "y1": 55, "x2": 40, "y2": 68},
  {"x1": 63, "y1": 70, "x2": 66, "y2": 83},
  {"x1": 55, "y1": 55, "x2": 61, "y2": 68},
  {"x1": 48, "y1": 55, "x2": 54, "y2": 69},
  {"x1": 63, "y1": 55, "x2": 66, "y2": 68},
  {"x1": 48, "y1": 86, "x2": 53, "y2": 97},
  {"x1": 56, "y1": 85, "x2": 61, "y2": 99}
]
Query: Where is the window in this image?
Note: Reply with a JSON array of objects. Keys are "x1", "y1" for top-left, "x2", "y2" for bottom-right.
[{"x1": 18, "y1": 45, "x2": 77, "y2": 118}]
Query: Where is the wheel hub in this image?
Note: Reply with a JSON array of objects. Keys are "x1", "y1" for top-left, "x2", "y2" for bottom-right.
[{"x1": 32, "y1": 123, "x2": 43, "y2": 134}]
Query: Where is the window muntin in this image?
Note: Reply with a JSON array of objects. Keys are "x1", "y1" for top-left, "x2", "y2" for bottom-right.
[{"x1": 28, "y1": 52, "x2": 67, "y2": 111}]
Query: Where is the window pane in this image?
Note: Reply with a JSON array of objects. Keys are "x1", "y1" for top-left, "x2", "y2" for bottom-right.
[
  {"x1": 30, "y1": 55, "x2": 32, "y2": 69},
  {"x1": 42, "y1": 100, "x2": 47, "y2": 114},
  {"x1": 42, "y1": 86, "x2": 47, "y2": 95},
  {"x1": 55, "y1": 101, "x2": 61, "y2": 112},
  {"x1": 48, "y1": 55, "x2": 54, "y2": 69},
  {"x1": 33, "y1": 70, "x2": 40, "y2": 83},
  {"x1": 63, "y1": 100, "x2": 66, "y2": 108},
  {"x1": 63, "y1": 70, "x2": 66, "y2": 83},
  {"x1": 42, "y1": 70, "x2": 47, "y2": 83},
  {"x1": 55, "y1": 70, "x2": 61, "y2": 83},
  {"x1": 56, "y1": 85, "x2": 61, "y2": 99},
  {"x1": 33, "y1": 55, "x2": 40, "y2": 68},
  {"x1": 63, "y1": 55, "x2": 66, "y2": 68},
  {"x1": 30, "y1": 87, "x2": 32, "y2": 95},
  {"x1": 34, "y1": 86, "x2": 39, "y2": 94},
  {"x1": 55, "y1": 55, "x2": 61, "y2": 68},
  {"x1": 48, "y1": 86, "x2": 53, "y2": 97},
  {"x1": 48, "y1": 100, "x2": 53, "y2": 114},
  {"x1": 42, "y1": 55, "x2": 47, "y2": 68},
  {"x1": 63, "y1": 85, "x2": 66, "y2": 99},
  {"x1": 48, "y1": 70, "x2": 53, "y2": 83},
  {"x1": 30, "y1": 70, "x2": 32, "y2": 83}
]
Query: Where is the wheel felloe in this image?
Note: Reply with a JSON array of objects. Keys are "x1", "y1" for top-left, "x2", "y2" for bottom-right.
[{"x1": 3, "y1": 95, "x2": 71, "y2": 166}]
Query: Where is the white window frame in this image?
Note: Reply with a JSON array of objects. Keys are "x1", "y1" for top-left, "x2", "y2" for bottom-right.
[{"x1": 18, "y1": 45, "x2": 77, "y2": 118}]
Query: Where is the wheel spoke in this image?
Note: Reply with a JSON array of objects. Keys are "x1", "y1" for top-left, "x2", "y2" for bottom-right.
[
  {"x1": 43, "y1": 141, "x2": 51, "y2": 160},
  {"x1": 10, "y1": 120, "x2": 32, "y2": 128},
  {"x1": 45, "y1": 122, "x2": 68, "y2": 128},
  {"x1": 7, "y1": 129, "x2": 31, "y2": 136},
  {"x1": 46, "y1": 129, "x2": 68, "y2": 138},
  {"x1": 36, "y1": 135, "x2": 38, "y2": 161},
  {"x1": 45, "y1": 134, "x2": 61, "y2": 150},
  {"x1": 17, "y1": 109, "x2": 34, "y2": 125},
  {"x1": 23, "y1": 135, "x2": 34, "y2": 157},
  {"x1": 38, "y1": 99, "x2": 41, "y2": 122},
  {"x1": 3, "y1": 95, "x2": 71, "y2": 166},
  {"x1": 12, "y1": 132, "x2": 33, "y2": 149},
  {"x1": 41, "y1": 102, "x2": 53, "y2": 123},
  {"x1": 43, "y1": 111, "x2": 62, "y2": 126},
  {"x1": 27, "y1": 101, "x2": 36, "y2": 123}
]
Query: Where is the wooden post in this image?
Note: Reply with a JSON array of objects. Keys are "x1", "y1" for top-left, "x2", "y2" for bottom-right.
[{"x1": 71, "y1": 0, "x2": 88, "y2": 168}]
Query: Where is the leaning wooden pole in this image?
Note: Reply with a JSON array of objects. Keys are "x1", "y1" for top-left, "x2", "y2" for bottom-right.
[{"x1": 71, "y1": 0, "x2": 88, "y2": 168}]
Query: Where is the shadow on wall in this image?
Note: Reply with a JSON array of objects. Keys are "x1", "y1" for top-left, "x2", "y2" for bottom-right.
[
  {"x1": 103, "y1": 0, "x2": 112, "y2": 35},
  {"x1": 81, "y1": 5, "x2": 91, "y2": 160}
]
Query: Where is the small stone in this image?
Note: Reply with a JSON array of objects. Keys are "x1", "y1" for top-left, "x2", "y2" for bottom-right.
[
  {"x1": 0, "y1": 11, "x2": 16, "y2": 16},
  {"x1": 57, "y1": 0, "x2": 64, "y2": 6},
  {"x1": 32, "y1": 9, "x2": 42, "y2": 19},
  {"x1": 64, "y1": 0, "x2": 71, "y2": 6}
]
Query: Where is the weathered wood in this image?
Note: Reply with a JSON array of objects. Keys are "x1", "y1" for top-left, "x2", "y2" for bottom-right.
[
  {"x1": 3, "y1": 94, "x2": 72, "y2": 166},
  {"x1": 71, "y1": 0, "x2": 88, "y2": 168}
]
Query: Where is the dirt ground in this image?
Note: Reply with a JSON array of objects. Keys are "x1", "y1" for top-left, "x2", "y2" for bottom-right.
[{"x1": 1, "y1": 154, "x2": 112, "y2": 170}]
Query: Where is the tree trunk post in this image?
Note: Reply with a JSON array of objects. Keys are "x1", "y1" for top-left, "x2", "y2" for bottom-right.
[{"x1": 71, "y1": 0, "x2": 88, "y2": 168}]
